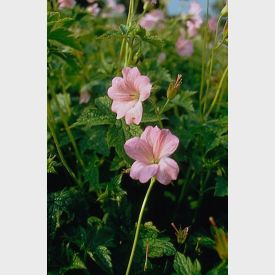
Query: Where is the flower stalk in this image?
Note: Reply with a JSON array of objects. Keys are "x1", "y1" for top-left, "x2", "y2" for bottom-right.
[{"x1": 125, "y1": 177, "x2": 156, "y2": 275}]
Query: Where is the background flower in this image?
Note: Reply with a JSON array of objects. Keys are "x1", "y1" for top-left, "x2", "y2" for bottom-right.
[
  {"x1": 186, "y1": 1, "x2": 202, "y2": 37},
  {"x1": 176, "y1": 37, "x2": 193, "y2": 57},
  {"x1": 139, "y1": 10, "x2": 164, "y2": 30},
  {"x1": 124, "y1": 126, "x2": 179, "y2": 184},
  {"x1": 58, "y1": 0, "x2": 76, "y2": 9},
  {"x1": 208, "y1": 16, "x2": 217, "y2": 32}
]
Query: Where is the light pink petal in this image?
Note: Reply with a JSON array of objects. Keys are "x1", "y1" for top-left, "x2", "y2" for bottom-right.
[
  {"x1": 130, "y1": 161, "x2": 159, "y2": 183},
  {"x1": 122, "y1": 67, "x2": 141, "y2": 83},
  {"x1": 108, "y1": 77, "x2": 136, "y2": 101},
  {"x1": 141, "y1": 126, "x2": 160, "y2": 148},
  {"x1": 134, "y1": 76, "x2": 152, "y2": 101},
  {"x1": 156, "y1": 157, "x2": 179, "y2": 185},
  {"x1": 146, "y1": 127, "x2": 179, "y2": 159},
  {"x1": 124, "y1": 137, "x2": 154, "y2": 163},
  {"x1": 111, "y1": 100, "x2": 137, "y2": 119},
  {"x1": 125, "y1": 101, "x2": 143, "y2": 125}
]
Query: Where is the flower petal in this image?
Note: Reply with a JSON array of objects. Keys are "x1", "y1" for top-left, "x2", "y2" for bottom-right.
[
  {"x1": 135, "y1": 76, "x2": 152, "y2": 101},
  {"x1": 130, "y1": 161, "x2": 158, "y2": 183},
  {"x1": 107, "y1": 78, "x2": 133, "y2": 101},
  {"x1": 122, "y1": 67, "x2": 141, "y2": 84},
  {"x1": 125, "y1": 101, "x2": 143, "y2": 125},
  {"x1": 111, "y1": 100, "x2": 137, "y2": 119},
  {"x1": 156, "y1": 157, "x2": 179, "y2": 185},
  {"x1": 155, "y1": 128, "x2": 179, "y2": 159},
  {"x1": 124, "y1": 137, "x2": 154, "y2": 163}
]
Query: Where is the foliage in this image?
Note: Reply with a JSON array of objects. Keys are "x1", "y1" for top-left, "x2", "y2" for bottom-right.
[{"x1": 47, "y1": 0, "x2": 228, "y2": 274}]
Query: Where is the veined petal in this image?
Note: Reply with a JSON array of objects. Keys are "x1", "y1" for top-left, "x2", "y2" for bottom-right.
[
  {"x1": 111, "y1": 100, "x2": 137, "y2": 119},
  {"x1": 156, "y1": 157, "x2": 179, "y2": 185},
  {"x1": 124, "y1": 137, "x2": 154, "y2": 163},
  {"x1": 122, "y1": 67, "x2": 141, "y2": 84},
  {"x1": 130, "y1": 161, "x2": 158, "y2": 183},
  {"x1": 135, "y1": 76, "x2": 152, "y2": 101},
  {"x1": 154, "y1": 128, "x2": 179, "y2": 159},
  {"x1": 125, "y1": 101, "x2": 143, "y2": 125}
]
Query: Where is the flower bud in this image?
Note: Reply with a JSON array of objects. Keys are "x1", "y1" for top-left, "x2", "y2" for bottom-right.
[
  {"x1": 166, "y1": 74, "x2": 182, "y2": 100},
  {"x1": 220, "y1": 3, "x2": 228, "y2": 17},
  {"x1": 171, "y1": 223, "x2": 190, "y2": 244}
]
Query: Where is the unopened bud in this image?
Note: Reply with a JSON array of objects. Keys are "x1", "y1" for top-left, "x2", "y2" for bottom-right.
[
  {"x1": 167, "y1": 74, "x2": 182, "y2": 100},
  {"x1": 79, "y1": 85, "x2": 91, "y2": 104},
  {"x1": 220, "y1": 4, "x2": 228, "y2": 17}
]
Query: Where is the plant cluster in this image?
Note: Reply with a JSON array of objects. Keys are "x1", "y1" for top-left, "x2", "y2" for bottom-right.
[{"x1": 47, "y1": 0, "x2": 228, "y2": 274}]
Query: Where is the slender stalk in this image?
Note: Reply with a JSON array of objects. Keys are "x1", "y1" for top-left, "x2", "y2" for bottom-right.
[
  {"x1": 160, "y1": 99, "x2": 170, "y2": 114},
  {"x1": 125, "y1": 177, "x2": 156, "y2": 275},
  {"x1": 205, "y1": 65, "x2": 228, "y2": 118},
  {"x1": 47, "y1": 106, "x2": 80, "y2": 186},
  {"x1": 50, "y1": 90, "x2": 85, "y2": 168},
  {"x1": 203, "y1": 15, "x2": 222, "y2": 115},
  {"x1": 199, "y1": 0, "x2": 209, "y2": 118}
]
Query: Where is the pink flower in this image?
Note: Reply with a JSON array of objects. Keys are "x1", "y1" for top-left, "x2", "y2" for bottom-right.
[
  {"x1": 107, "y1": 67, "x2": 152, "y2": 125},
  {"x1": 186, "y1": 1, "x2": 202, "y2": 37},
  {"x1": 103, "y1": 0, "x2": 125, "y2": 17},
  {"x1": 176, "y1": 37, "x2": 193, "y2": 57},
  {"x1": 87, "y1": 3, "x2": 101, "y2": 16},
  {"x1": 124, "y1": 126, "x2": 179, "y2": 184},
  {"x1": 139, "y1": 10, "x2": 164, "y2": 31},
  {"x1": 208, "y1": 16, "x2": 217, "y2": 32},
  {"x1": 58, "y1": 0, "x2": 76, "y2": 9}
]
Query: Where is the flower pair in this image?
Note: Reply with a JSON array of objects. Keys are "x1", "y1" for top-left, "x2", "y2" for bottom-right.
[{"x1": 108, "y1": 68, "x2": 179, "y2": 185}]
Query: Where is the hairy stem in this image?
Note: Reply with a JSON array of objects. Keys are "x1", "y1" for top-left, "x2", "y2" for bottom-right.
[{"x1": 125, "y1": 177, "x2": 156, "y2": 275}]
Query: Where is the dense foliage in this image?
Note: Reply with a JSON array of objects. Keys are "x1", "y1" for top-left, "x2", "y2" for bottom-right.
[{"x1": 47, "y1": 0, "x2": 228, "y2": 274}]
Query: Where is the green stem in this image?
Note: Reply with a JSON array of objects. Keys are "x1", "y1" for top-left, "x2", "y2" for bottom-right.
[
  {"x1": 160, "y1": 99, "x2": 170, "y2": 114},
  {"x1": 205, "y1": 65, "x2": 228, "y2": 118},
  {"x1": 125, "y1": 177, "x2": 156, "y2": 275},
  {"x1": 199, "y1": 0, "x2": 209, "y2": 118},
  {"x1": 47, "y1": 106, "x2": 80, "y2": 186},
  {"x1": 203, "y1": 15, "x2": 222, "y2": 115},
  {"x1": 51, "y1": 90, "x2": 85, "y2": 169}
]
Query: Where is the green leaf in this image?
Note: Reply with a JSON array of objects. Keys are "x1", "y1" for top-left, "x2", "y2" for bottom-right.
[
  {"x1": 106, "y1": 125, "x2": 129, "y2": 162},
  {"x1": 147, "y1": 238, "x2": 176, "y2": 258},
  {"x1": 70, "y1": 254, "x2": 87, "y2": 270},
  {"x1": 140, "y1": 222, "x2": 176, "y2": 258},
  {"x1": 83, "y1": 153, "x2": 100, "y2": 192},
  {"x1": 171, "y1": 91, "x2": 197, "y2": 113},
  {"x1": 48, "y1": 28, "x2": 82, "y2": 51},
  {"x1": 141, "y1": 112, "x2": 163, "y2": 123},
  {"x1": 73, "y1": 97, "x2": 115, "y2": 128},
  {"x1": 47, "y1": 154, "x2": 59, "y2": 173},
  {"x1": 214, "y1": 176, "x2": 228, "y2": 197},
  {"x1": 88, "y1": 246, "x2": 113, "y2": 275},
  {"x1": 173, "y1": 252, "x2": 201, "y2": 275}
]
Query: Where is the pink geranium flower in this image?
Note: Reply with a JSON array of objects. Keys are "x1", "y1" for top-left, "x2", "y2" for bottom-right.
[
  {"x1": 124, "y1": 126, "x2": 179, "y2": 184},
  {"x1": 58, "y1": 0, "x2": 76, "y2": 9},
  {"x1": 107, "y1": 67, "x2": 152, "y2": 125},
  {"x1": 176, "y1": 37, "x2": 193, "y2": 57},
  {"x1": 186, "y1": 1, "x2": 202, "y2": 37},
  {"x1": 139, "y1": 10, "x2": 164, "y2": 31}
]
